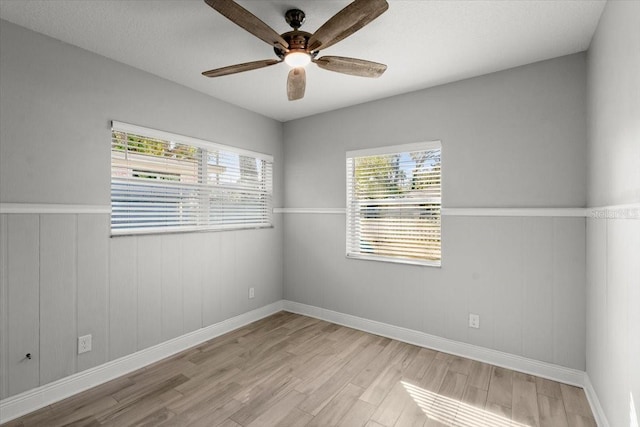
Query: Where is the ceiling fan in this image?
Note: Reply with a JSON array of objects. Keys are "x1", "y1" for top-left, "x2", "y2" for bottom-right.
[{"x1": 202, "y1": 0, "x2": 389, "y2": 101}]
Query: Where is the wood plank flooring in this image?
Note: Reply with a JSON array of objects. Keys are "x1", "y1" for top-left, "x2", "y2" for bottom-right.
[{"x1": 2, "y1": 312, "x2": 596, "y2": 427}]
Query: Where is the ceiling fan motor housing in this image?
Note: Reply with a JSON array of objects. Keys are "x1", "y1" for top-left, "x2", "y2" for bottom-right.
[
  {"x1": 275, "y1": 9, "x2": 318, "y2": 60},
  {"x1": 274, "y1": 30, "x2": 317, "y2": 59}
]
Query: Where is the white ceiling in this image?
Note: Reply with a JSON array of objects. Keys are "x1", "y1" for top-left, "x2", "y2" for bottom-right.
[{"x1": 0, "y1": 0, "x2": 605, "y2": 122}]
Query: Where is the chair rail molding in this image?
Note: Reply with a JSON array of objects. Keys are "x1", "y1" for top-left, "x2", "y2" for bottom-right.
[
  {"x1": 0, "y1": 203, "x2": 110, "y2": 214},
  {"x1": 274, "y1": 206, "x2": 590, "y2": 217}
]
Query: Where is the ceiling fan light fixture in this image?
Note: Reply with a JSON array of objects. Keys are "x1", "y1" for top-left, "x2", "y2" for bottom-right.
[
  {"x1": 202, "y1": 0, "x2": 390, "y2": 100},
  {"x1": 284, "y1": 51, "x2": 311, "y2": 68}
]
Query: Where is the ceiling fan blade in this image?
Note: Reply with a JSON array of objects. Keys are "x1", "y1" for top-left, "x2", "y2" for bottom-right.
[
  {"x1": 287, "y1": 68, "x2": 306, "y2": 101},
  {"x1": 202, "y1": 59, "x2": 281, "y2": 78},
  {"x1": 204, "y1": 0, "x2": 288, "y2": 49},
  {"x1": 307, "y1": 0, "x2": 388, "y2": 52},
  {"x1": 314, "y1": 56, "x2": 387, "y2": 78}
]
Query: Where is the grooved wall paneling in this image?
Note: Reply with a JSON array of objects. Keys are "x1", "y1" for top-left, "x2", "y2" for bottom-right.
[
  {"x1": 182, "y1": 233, "x2": 205, "y2": 334},
  {"x1": 161, "y1": 234, "x2": 183, "y2": 341},
  {"x1": 136, "y1": 235, "x2": 162, "y2": 351},
  {"x1": 219, "y1": 231, "x2": 240, "y2": 320},
  {"x1": 552, "y1": 218, "x2": 586, "y2": 369},
  {"x1": 202, "y1": 232, "x2": 222, "y2": 327},
  {"x1": 522, "y1": 218, "x2": 554, "y2": 363},
  {"x1": 605, "y1": 219, "x2": 636, "y2": 420},
  {"x1": 0, "y1": 215, "x2": 8, "y2": 399},
  {"x1": 77, "y1": 214, "x2": 109, "y2": 372},
  {"x1": 6, "y1": 215, "x2": 40, "y2": 396},
  {"x1": 585, "y1": 219, "x2": 607, "y2": 396},
  {"x1": 0, "y1": 213, "x2": 284, "y2": 400},
  {"x1": 586, "y1": 217, "x2": 640, "y2": 426},
  {"x1": 39, "y1": 215, "x2": 77, "y2": 384},
  {"x1": 475, "y1": 217, "x2": 523, "y2": 357},
  {"x1": 109, "y1": 237, "x2": 138, "y2": 360}
]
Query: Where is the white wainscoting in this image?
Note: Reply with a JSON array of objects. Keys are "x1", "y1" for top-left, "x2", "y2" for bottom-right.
[
  {"x1": 2, "y1": 202, "x2": 625, "y2": 425},
  {"x1": 283, "y1": 300, "x2": 585, "y2": 386},
  {"x1": 283, "y1": 300, "x2": 610, "y2": 426},
  {"x1": 0, "y1": 301, "x2": 284, "y2": 423},
  {"x1": 0, "y1": 207, "x2": 284, "y2": 420},
  {"x1": 0, "y1": 298, "x2": 610, "y2": 425}
]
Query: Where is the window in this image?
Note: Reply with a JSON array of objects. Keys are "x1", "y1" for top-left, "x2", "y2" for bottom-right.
[
  {"x1": 111, "y1": 121, "x2": 273, "y2": 235},
  {"x1": 346, "y1": 141, "x2": 441, "y2": 266}
]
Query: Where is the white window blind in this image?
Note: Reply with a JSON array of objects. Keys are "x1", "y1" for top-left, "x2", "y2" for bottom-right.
[
  {"x1": 346, "y1": 141, "x2": 441, "y2": 266},
  {"x1": 111, "y1": 121, "x2": 273, "y2": 236}
]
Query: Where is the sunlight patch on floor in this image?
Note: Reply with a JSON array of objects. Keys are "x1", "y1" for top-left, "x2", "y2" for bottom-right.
[{"x1": 401, "y1": 380, "x2": 531, "y2": 427}]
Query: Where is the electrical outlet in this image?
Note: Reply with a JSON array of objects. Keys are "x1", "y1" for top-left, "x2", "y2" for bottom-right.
[
  {"x1": 468, "y1": 313, "x2": 480, "y2": 329},
  {"x1": 249, "y1": 287, "x2": 255, "y2": 299},
  {"x1": 78, "y1": 334, "x2": 92, "y2": 354}
]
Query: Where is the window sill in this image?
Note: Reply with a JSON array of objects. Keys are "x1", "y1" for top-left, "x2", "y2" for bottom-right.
[{"x1": 346, "y1": 253, "x2": 441, "y2": 268}]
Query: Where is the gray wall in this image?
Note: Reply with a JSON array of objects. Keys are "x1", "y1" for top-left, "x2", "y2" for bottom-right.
[
  {"x1": 283, "y1": 54, "x2": 588, "y2": 370},
  {"x1": 0, "y1": 20, "x2": 283, "y2": 399},
  {"x1": 586, "y1": 1, "x2": 640, "y2": 426},
  {"x1": 5, "y1": 8, "x2": 633, "y2": 417}
]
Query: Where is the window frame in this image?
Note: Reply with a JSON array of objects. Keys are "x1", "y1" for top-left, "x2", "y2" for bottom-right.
[
  {"x1": 110, "y1": 121, "x2": 273, "y2": 236},
  {"x1": 345, "y1": 141, "x2": 442, "y2": 267}
]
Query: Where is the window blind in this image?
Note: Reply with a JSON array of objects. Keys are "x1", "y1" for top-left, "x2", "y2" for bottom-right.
[
  {"x1": 346, "y1": 141, "x2": 441, "y2": 266},
  {"x1": 111, "y1": 121, "x2": 273, "y2": 235}
]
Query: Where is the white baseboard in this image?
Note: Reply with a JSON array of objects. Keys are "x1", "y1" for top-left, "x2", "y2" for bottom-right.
[
  {"x1": 583, "y1": 374, "x2": 610, "y2": 427},
  {"x1": 1, "y1": 299, "x2": 609, "y2": 426},
  {"x1": 282, "y1": 300, "x2": 585, "y2": 387},
  {"x1": 283, "y1": 300, "x2": 616, "y2": 425},
  {"x1": 0, "y1": 301, "x2": 284, "y2": 424}
]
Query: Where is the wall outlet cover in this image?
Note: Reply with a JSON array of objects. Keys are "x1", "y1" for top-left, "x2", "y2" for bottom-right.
[
  {"x1": 469, "y1": 313, "x2": 480, "y2": 329},
  {"x1": 78, "y1": 334, "x2": 92, "y2": 354}
]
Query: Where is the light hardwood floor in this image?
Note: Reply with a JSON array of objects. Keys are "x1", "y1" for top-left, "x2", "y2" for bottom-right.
[{"x1": 3, "y1": 312, "x2": 596, "y2": 427}]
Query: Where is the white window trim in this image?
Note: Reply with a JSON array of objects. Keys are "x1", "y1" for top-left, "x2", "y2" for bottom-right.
[
  {"x1": 110, "y1": 121, "x2": 273, "y2": 236},
  {"x1": 345, "y1": 141, "x2": 441, "y2": 159},
  {"x1": 346, "y1": 140, "x2": 442, "y2": 267}
]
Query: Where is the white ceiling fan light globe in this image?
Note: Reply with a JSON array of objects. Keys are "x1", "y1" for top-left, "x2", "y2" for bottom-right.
[{"x1": 285, "y1": 51, "x2": 311, "y2": 68}]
